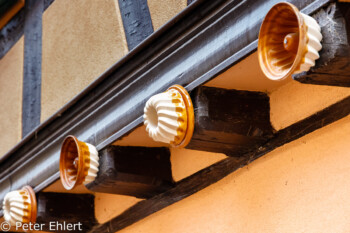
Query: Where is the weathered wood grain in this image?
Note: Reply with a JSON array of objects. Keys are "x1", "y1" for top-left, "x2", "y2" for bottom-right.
[
  {"x1": 85, "y1": 146, "x2": 174, "y2": 198},
  {"x1": 118, "y1": 0, "x2": 154, "y2": 50},
  {"x1": 22, "y1": 0, "x2": 43, "y2": 137},
  {"x1": 294, "y1": 3, "x2": 350, "y2": 87},
  {"x1": 187, "y1": 86, "x2": 274, "y2": 156},
  {"x1": 36, "y1": 193, "x2": 96, "y2": 233}
]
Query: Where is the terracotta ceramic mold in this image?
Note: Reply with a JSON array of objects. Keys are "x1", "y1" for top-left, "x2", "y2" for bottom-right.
[
  {"x1": 59, "y1": 135, "x2": 99, "y2": 190},
  {"x1": 143, "y1": 85, "x2": 194, "y2": 148},
  {"x1": 3, "y1": 186, "x2": 37, "y2": 225},
  {"x1": 258, "y1": 2, "x2": 322, "y2": 81}
]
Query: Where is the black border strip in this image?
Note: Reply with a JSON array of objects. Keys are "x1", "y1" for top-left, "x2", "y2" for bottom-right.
[
  {"x1": 0, "y1": 6, "x2": 24, "y2": 59},
  {"x1": 118, "y1": 0, "x2": 154, "y2": 50},
  {"x1": 22, "y1": 0, "x2": 43, "y2": 137},
  {"x1": 89, "y1": 95, "x2": 350, "y2": 233}
]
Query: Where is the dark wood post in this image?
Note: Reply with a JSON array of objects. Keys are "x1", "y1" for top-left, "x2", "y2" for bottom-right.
[{"x1": 22, "y1": 0, "x2": 43, "y2": 137}]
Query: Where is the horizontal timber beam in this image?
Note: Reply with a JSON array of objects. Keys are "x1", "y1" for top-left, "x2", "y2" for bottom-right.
[
  {"x1": 0, "y1": 0, "x2": 332, "y2": 216},
  {"x1": 36, "y1": 193, "x2": 96, "y2": 232},
  {"x1": 186, "y1": 86, "x2": 274, "y2": 156},
  {"x1": 85, "y1": 146, "x2": 174, "y2": 198},
  {"x1": 89, "y1": 94, "x2": 350, "y2": 233}
]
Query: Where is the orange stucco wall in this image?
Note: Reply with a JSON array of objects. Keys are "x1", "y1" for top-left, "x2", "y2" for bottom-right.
[
  {"x1": 0, "y1": 38, "x2": 23, "y2": 157},
  {"x1": 270, "y1": 81, "x2": 350, "y2": 130},
  {"x1": 148, "y1": 0, "x2": 187, "y2": 30},
  {"x1": 118, "y1": 114, "x2": 350, "y2": 233},
  {"x1": 41, "y1": 0, "x2": 128, "y2": 121}
]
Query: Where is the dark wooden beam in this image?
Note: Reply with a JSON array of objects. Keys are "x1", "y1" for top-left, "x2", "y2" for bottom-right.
[
  {"x1": 118, "y1": 0, "x2": 154, "y2": 50},
  {"x1": 0, "y1": 0, "x2": 17, "y2": 16},
  {"x1": 0, "y1": 7, "x2": 24, "y2": 59},
  {"x1": 293, "y1": 3, "x2": 350, "y2": 87},
  {"x1": 44, "y1": 0, "x2": 55, "y2": 10},
  {"x1": 187, "y1": 0, "x2": 196, "y2": 5},
  {"x1": 36, "y1": 192, "x2": 96, "y2": 232},
  {"x1": 0, "y1": 0, "x2": 53, "y2": 59},
  {"x1": 85, "y1": 146, "x2": 174, "y2": 198},
  {"x1": 89, "y1": 95, "x2": 350, "y2": 233},
  {"x1": 0, "y1": 0, "x2": 22, "y2": 30},
  {"x1": 22, "y1": 0, "x2": 43, "y2": 137},
  {"x1": 186, "y1": 86, "x2": 274, "y2": 156}
]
